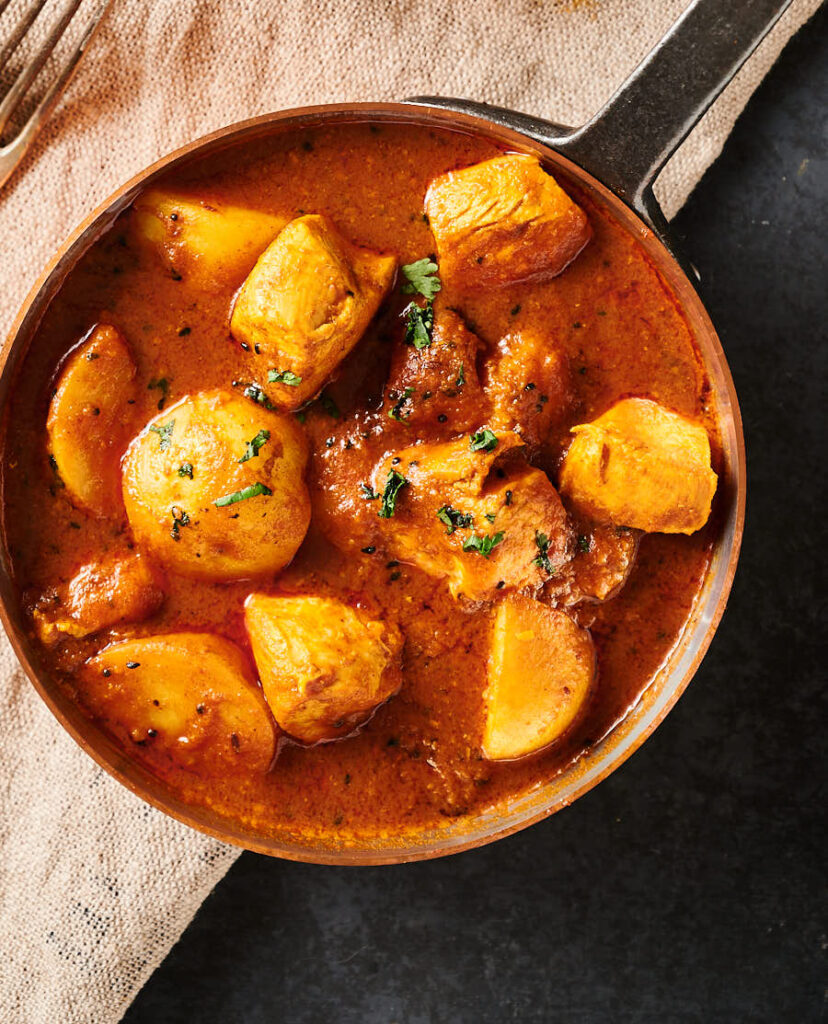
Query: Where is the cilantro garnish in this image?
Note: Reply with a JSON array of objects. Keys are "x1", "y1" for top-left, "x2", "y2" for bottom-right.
[
  {"x1": 213, "y1": 482, "x2": 272, "y2": 507},
  {"x1": 149, "y1": 419, "x2": 175, "y2": 450},
  {"x1": 148, "y1": 377, "x2": 169, "y2": 410},
  {"x1": 578, "y1": 534, "x2": 591, "y2": 553},
  {"x1": 436, "y1": 504, "x2": 473, "y2": 534},
  {"x1": 469, "y1": 428, "x2": 498, "y2": 452},
  {"x1": 238, "y1": 429, "x2": 270, "y2": 464},
  {"x1": 177, "y1": 462, "x2": 194, "y2": 479},
  {"x1": 400, "y1": 258, "x2": 441, "y2": 300},
  {"x1": 455, "y1": 364, "x2": 466, "y2": 388},
  {"x1": 462, "y1": 531, "x2": 504, "y2": 558},
  {"x1": 378, "y1": 470, "x2": 408, "y2": 518},
  {"x1": 268, "y1": 368, "x2": 303, "y2": 386},
  {"x1": 170, "y1": 506, "x2": 190, "y2": 541},
  {"x1": 360, "y1": 483, "x2": 379, "y2": 500},
  {"x1": 319, "y1": 393, "x2": 340, "y2": 419},
  {"x1": 532, "y1": 531, "x2": 556, "y2": 574},
  {"x1": 388, "y1": 387, "x2": 415, "y2": 422},
  {"x1": 238, "y1": 382, "x2": 275, "y2": 410},
  {"x1": 402, "y1": 301, "x2": 434, "y2": 350}
]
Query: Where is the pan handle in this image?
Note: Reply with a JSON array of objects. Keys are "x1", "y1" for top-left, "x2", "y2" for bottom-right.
[{"x1": 409, "y1": 0, "x2": 793, "y2": 232}]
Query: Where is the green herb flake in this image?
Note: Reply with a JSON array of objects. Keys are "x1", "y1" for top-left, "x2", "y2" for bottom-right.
[
  {"x1": 469, "y1": 428, "x2": 498, "y2": 452},
  {"x1": 402, "y1": 301, "x2": 434, "y2": 350},
  {"x1": 388, "y1": 387, "x2": 415, "y2": 422},
  {"x1": 170, "y1": 506, "x2": 190, "y2": 541},
  {"x1": 149, "y1": 419, "x2": 175, "y2": 451},
  {"x1": 378, "y1": 470, "x2": 408, "y2": 519},
  {"x1": 268, "y1": 368, "x2": 303, "y2": 386},
  {"x1": 436, "y1": 504, "x2": 473, "y2": 534},
  {"x1": 177, "y1": 462, "x2": 194, "y2": 479},
  {"x1": 532, "y1": 531, "x2": 556, "y2": 574},
  {"x1": 213, "y1": 482, "x2": 272, "y2": 508},
  {"x1": 462, "y1": 531, "x2": 504, "y2": 559},
  {"x1": 360, "y1": 483, "x2": 379, "y2": 501},
  {"x1": 239, "y1": 382, "x2": 275, "y2": 410},
  {"x1": 578, "y1": 534, "x2": 591, "y2": 553},
  {"x1": 319, "y1": 393, "x2": 340, "y2": 419},
  {"x1": 148, "y1": 377, "x2": 169, "y2": 410},
  {"x1": 238, "y1": 429, "x2": 271, "y2": 464},
  {"x1": 455, "y1": 364, "x2": 466, "y2": 388},
  {"x1": 484, "y1": 512, "x2": 497, "y2": 523},
  {"x1": 400, "y1": 258, "x2": 441, "y2": 300}
]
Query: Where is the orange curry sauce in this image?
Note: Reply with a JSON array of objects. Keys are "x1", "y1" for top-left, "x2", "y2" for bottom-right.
[{"x1": 1, "y1": 123, "x2": 717, "y2": 844}]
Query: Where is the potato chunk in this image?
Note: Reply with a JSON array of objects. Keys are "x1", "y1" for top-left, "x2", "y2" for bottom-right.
[
  {"x1": 122, "y1": 389, "x2": 310, "y2": 580},
  {"x1": 47, "y1": 325, "x2": 138, "y2": 516},
  {"x1": 230, "y1": 215, "x2": 396, "y2": 408},
  {"x1": 244, "y1": 594, "x2": 403, "y2": 744},
  {"x1": 77, "y1": 633, "x2": 277, "y2": 774},
  {"x1": 483, "y1": 597, "x2": 595, "y2": 761},
  {"x1": 32, "y1": 550, "x2": 165, "y2": 646},
  {"x1": 559, "y1": 398, "x2": 718, "y2": 534},
  {"x1": 425, "y1": 154, "x2": 591, "y2": 291},
  {"x1": 133, "y1": 189, "x2": 286, "y2": 287},
  {"x1": 485, "y1": 329, "x2": 571, "y2": 446},
  {"x1": 373, "y1": 432, "x2": 571, "y2": 601}
]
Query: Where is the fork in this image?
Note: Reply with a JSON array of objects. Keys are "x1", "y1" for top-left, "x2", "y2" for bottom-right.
[{"x1": 0, "y1": 0, "x2": 110, "y2": 190}]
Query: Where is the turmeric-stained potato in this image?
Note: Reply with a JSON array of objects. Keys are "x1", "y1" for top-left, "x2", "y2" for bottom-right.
[
  {"x1": 373, "y1": 433, "x2": 571, "y2": 601},
  {"x1": 133, "y1": 189, "x2": 286, "y2": 287},
  {"x1": 244, "y1": 594, "x2": 403, "y2": 744},
  {"x1": 559, "y1": 398, "x2": 718, "y2": 534},
  {"x1": 47, "y1": 325, "x2": 138, "y2": 516},
  {"x1": 425, "y1": 154, "x2": 591, "y2": 291},
  {"x1": 485, "y1": 329, "x2": 571, "y2": 447},
  {"x1": 483, "y1": 597, "x2": 595, "y2": 761},
  {"x1": 122, "y1": 389, "x2": 310, "y2": 580},
  {"x1": 32, "y1": 550, "x2": 165, "y2": 646},
  {"x1": 230, "y1": 215, "x2": 396, "y2": 408},
  {"x1": 78, "y1": 633, "x2": 277, "y2": 774},
  {"x1": 385, "y1": 308, "x2": 486, "y2": 435}
]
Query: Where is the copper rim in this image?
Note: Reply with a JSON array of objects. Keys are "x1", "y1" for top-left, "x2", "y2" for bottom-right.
[{"x1": 0, "y1": 103, "x2": 746, "y2": 864}]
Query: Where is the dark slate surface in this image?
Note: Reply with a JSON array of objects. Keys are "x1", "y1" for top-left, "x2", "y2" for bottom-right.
[{"x1": 124, "y1": 13, "x2": 827, "y2": 1023}]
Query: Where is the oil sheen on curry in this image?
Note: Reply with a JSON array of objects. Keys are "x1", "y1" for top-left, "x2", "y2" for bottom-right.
[{"x1": 2, "y1": 123, "x2": 720, "y2": 844}]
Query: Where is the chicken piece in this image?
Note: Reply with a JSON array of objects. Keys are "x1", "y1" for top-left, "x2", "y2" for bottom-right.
[
  {"x1": 559, "y1": 398, "x2": 718, "y2": 534},
  {"x1": 31, "y1": 550, "x2": 165, "y2": 646},
  {"x1": 484, "y1": 328, "x2": 571, "y2": 446},
  {"x1": 132, "y1": 189, "x2": 286, "y2": 287},
  {"x1": 77, "y1": 633, "x2": 277, "y2": 775},
  {"x1": 47, "y1": 325, "x2": 138, "y2": 516},
  {"x1": 385, "y1": 308, "x2": 486, "y2": 435},
  {"x1": 244, "y1": 594, "x2": 403, "y2": 744},
  {"x1": 483, "y1": 597, "x2": 595, "y2": 761},
  {"x1": 545, "y1": 523, "x2": 641, "y2": 607},
  {"x1": 424, "y1": 154, "x2": 591, "y2": 291},
  {"x1": 372, "y1": 432, "x2": 571, "y2": 601},
  {"x1": 122, "y1": 389, "x2": 310, "y2": 581},
  {"x1": 230, "y1": 215, "x2": 396, "y2": 408}
]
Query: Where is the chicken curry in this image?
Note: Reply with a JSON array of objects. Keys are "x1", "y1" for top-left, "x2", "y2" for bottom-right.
[{"x1": 1, "y1": 122, "x2": 720, "y2": 845}]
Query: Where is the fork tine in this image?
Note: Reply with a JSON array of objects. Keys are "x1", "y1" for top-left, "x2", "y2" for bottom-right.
[
  {"x1": 10, "y1": 0, "x2": 108, "y2": 154},
  {"x1": 0, "y1": 0, "x2": 83, "y2": 135},
  {"x1": 0, "y1": 0, "x2": 49, "y2": 71}
]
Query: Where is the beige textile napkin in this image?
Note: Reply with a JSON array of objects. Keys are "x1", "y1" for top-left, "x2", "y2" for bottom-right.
[{"x1": 0, "y1": 0, "x2": 819, "y2": 1020}]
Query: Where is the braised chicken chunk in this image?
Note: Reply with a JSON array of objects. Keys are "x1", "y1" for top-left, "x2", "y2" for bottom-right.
[
  {"x1": 47, "y1": 325, "x2": 138, "y2": 516},
  {"x1": 425, "y1": 154, "x2": 591, "y2": 291},
  {"x1": 244, "y1": 594, "x2": 403, "y2": 744},
  {"x1": 559, "y1": 398, "x2": 718, "y2": 534},
  {"x1": 231, "y1": 214, "x2": 396, "y2": 408}
]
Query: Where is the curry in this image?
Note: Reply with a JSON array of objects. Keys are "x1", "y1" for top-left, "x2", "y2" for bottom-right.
[{"x1": 1, "y1": 122, "x2": 720, "y2": 845}]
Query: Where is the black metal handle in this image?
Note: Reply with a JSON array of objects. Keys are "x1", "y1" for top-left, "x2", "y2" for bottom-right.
[{"x1": 409, "y1": 0, "x2": 793, "y2": 230}]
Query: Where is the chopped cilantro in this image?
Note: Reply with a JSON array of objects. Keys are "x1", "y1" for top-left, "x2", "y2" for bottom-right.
[
  {"x1": 177, "y1": 462, "x2": 194, "y2": 478},
  {"x1": 170, "y1": 506, "x2": 190, "y2": 541},
  {"x1": 319, "y1": 393, "x2": 340, "y2": 419},
  {"x1": 148, "y1": 377, "x2": 169, "y2": 410},
  {"x1": 149, "y1": 419, "x2": 175, "y2": 450},
  {"x1": 462, "y1": 531, "x2": 504, "y2": 558},
  {"x1": 213, "y1": 482, "x2": 272, "y2": 507},
  {"x1": 268, "y1": 368, "x2": 303, "y2": 386},
  {"x1": 578, "y1": 534, "x2": 591, "y2": 553},
  {"x1": 532, "y1": 531, "x2": 556, "y2": 574},
  {"x1": 238, "y1": 382, "x2": 275, "y2": 409},
  {"x1": 455, "y1": 364, "x2": 466, "y2": 388},
  {"x1": 238, "y1": 429, "x2": 270, "y2": 464},
  {"x1": 360, "y1": 483, "x2": 379, "y2": 500},
  {"x1": 484, "y1": 512, "x2": 497, "y2": 523},
  {"x1": 402, "y1": 301, "x2": 434, "y2": 350},
  {"x1": 378, "y1": 470, "x2": 408, "y2": 518},
  {"x1": 388, "y1": 387, "x2": 415, "y2": 422},
  {"x1": 400, "y1": 258, "x2": 441, "y2": 300},
  {"x1": 436, "y1": 504, "x2": 473, "y2": 534},
  {"x1": 469, "y1": 428, "x2": 498, "y2": 452}
]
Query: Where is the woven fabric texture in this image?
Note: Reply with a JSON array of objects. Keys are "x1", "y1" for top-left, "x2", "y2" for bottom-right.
[{"x1": 0, "y1": 1, "x2": 819, "y2": 1021}]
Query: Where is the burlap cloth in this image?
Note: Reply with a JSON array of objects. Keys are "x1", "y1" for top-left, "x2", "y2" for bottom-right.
[{"x1": 0, "y1": 0, "x2": 819, "y2": 1020}]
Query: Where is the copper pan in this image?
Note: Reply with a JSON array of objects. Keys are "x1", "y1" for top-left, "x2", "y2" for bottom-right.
[{"x1": 0, "y1": 0, "x2": 782, "y2": 863}]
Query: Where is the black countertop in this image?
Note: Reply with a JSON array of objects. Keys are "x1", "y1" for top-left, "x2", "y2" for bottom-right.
[{"x1": 125, "y1": 12, "x2": 827, "y2": 1022}]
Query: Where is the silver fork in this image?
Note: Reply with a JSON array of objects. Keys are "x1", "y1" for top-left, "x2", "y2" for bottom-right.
[{"x1": 0, "y1": 0, "x2": 110, "y2": 190}]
